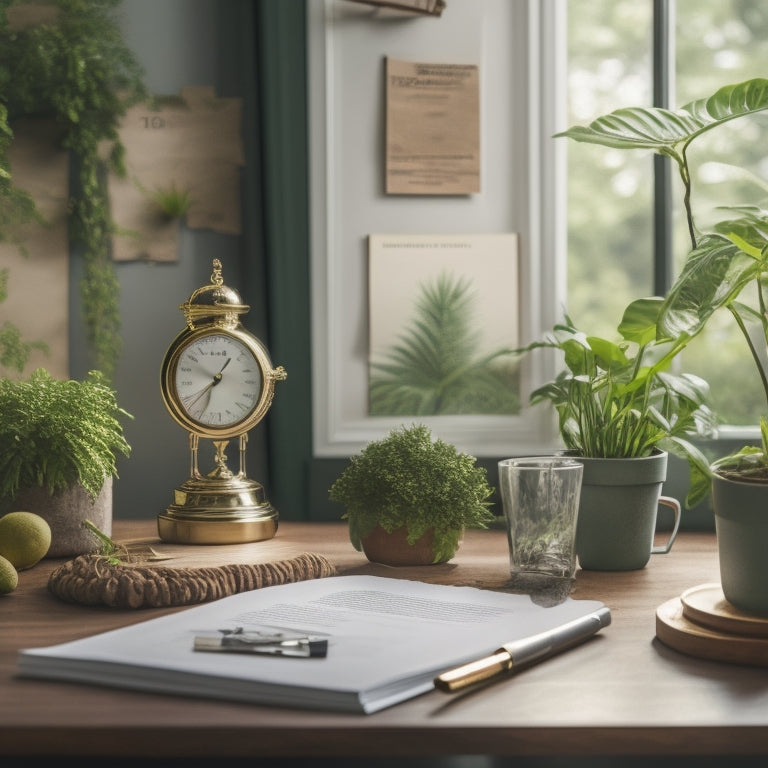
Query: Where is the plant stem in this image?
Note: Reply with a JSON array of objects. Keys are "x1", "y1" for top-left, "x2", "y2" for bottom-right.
[
  {"x1": 728, "y1": 304, "x2": 768, "y2": 411},
  {"x1": 674, "y1": 145, "x2": 698, "y2": 251}
]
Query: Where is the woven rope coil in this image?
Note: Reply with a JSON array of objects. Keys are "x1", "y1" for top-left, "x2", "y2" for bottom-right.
[{"x1": 48, "y1": 552, "x2": 337, "y2": 609}]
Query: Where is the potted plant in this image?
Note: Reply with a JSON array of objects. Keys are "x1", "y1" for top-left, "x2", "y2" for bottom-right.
[
  {"x1": 555, "y1": 78, "x2": 768, "y2": 597},
  {"x1": 328, "y1": 424, "x2": 495, "y2": 565},
  {"x1": 516, "y1": 299, "x2": 715, "y2": 570},
  {"x1": 0, "y1": 368, "x2": 132, "y2": 557}
]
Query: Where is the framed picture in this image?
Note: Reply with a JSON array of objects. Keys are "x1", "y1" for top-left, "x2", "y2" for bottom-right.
[{"x1": 368, "y1": 233, "x2": 519, "y2": 417}]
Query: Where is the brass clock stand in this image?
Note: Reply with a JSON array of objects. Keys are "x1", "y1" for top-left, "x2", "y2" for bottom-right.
[
  {"x1": 157, "y1": 259, "x2": 286, "y2": 545},
  {"x1": 158, "y1": 433, "x2": 279, "y2": 545}
]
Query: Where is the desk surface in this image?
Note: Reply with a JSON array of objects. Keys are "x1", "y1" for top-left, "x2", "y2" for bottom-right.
[{"x1": 2, "y1": 520, "x2": 766, "y2": 759}]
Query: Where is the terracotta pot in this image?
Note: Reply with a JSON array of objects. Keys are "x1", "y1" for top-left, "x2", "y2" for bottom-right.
[
  {"x1": 360, "y1": 524, "x2": 459, "y2": 566},
  {"x1": 10, "y1": 478, "x2": 113, "y2": 558}
]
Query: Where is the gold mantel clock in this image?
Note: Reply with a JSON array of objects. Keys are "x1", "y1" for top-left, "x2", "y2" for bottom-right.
[{"x1": 158, "y1": 259, "x2": 286, "y2": 544}]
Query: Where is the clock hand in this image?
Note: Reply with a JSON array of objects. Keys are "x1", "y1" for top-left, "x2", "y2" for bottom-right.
[
  {"x1": 183, "y1": 382, "x2": 215, "y2": 411},
  {"x1": 218, "y1": 357, "x2": 232, "y2": 374},
  {"x1": 183, "y1": 357, "x2": 234, "y2": 411}
]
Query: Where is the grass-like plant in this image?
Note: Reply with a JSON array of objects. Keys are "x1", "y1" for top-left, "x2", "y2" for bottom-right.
[
  {"x1": 151, "y1": 182, "x2": 193, "y2": 220},
  {"x1": 517, "y1": 300, "x2": 716, "y2": 507},
  {"x1": 0, "y1": 368, "x2": 132, "y2": 500},
  {"x1": 328, "y1": 424, "x2": 495, "y2": 563}
]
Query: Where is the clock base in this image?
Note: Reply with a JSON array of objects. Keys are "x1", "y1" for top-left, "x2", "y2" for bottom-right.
[{"x1": 157, "y1": 475, "x2": 279, "y2": 544}]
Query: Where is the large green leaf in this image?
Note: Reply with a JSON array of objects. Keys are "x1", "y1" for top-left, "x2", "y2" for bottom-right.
[
  {"x1": 714, "y1": 207, "x2": 768, "y2": 253},
  {"x1": 658, "y1": 435, "x2": 713, "y2": 508},
  {"x1": 556, "y1": 339, "x2": 590, "y2": 377},
  {"x1": 618, "y1": 297, "x2": 662, "y2": 345},
  {"x1": 656, "y1": 371, "x2": 711, "y2": 408},
  {"x1": 555, "y1": 78, "x2": 768, "y2": 159},
  {"x1": 657, "y1": 234, "x2": 758, "y2": 339},
  {"x1": 586, "y1": 336, "x2": 628, "y2": 371}
]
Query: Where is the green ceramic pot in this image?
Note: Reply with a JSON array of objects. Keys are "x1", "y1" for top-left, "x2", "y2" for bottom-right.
[
  {"x1": 570, "y1": 450, "x2": 681, "y2": 571},
  {"x1": 712, "y1": 472, "x2": 768, "y2": 616}
]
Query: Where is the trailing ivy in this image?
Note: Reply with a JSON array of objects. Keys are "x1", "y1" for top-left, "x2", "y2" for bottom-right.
[
  {"x1": 0, "y1": 270, "x2": 49, "y2": 371},
  {"x1": 0, "y1": 0, "x2": 147, "y2": 378},
  {"x1": 0, "y1": 101, "x2": 41, "y2": 250},
  {"x1": 1, "y1": 97, "x2": 48, "y2": 373}
]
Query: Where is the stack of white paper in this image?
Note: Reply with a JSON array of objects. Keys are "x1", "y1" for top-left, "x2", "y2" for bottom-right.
[{"x1": 18, "y1": 575, "x2": 607, "y2": 714}]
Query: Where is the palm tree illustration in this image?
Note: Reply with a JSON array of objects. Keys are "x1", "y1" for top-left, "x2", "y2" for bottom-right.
[{"x1": 369, "y1": 271, "x2": 520, "y2": 415}]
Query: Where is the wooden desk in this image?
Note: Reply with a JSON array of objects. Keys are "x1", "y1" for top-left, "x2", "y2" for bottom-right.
[{"x1": 2, "y1": 521, "x2": 767, "y2": 760}]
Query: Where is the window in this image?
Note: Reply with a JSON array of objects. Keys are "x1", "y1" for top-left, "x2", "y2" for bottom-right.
[{"x1": 565, "y1": 0, "x2": 768, "y2": 429}]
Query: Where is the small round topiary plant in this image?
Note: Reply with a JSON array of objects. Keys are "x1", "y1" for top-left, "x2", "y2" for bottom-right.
[{"x1": 329, "y1": 424, "x2": 495, "y2": 564}]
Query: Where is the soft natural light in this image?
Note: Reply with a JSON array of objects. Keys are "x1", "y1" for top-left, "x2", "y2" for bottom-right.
[{"x1": 567, "y1": 0, "x2": 768, "y2": 429}]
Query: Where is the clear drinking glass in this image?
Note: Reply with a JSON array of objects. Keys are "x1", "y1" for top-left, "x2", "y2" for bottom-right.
[{"x1": 498, "y1": 457, "x2": 583, "y2": 599}]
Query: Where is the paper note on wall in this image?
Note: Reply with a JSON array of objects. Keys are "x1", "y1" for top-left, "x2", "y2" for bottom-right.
[
  {"x1": 385, "y1": 58, "x2": 480, "y2": 195},
  {"x1": 107, "y1": 86, "x2": 245, "y2": 262}
]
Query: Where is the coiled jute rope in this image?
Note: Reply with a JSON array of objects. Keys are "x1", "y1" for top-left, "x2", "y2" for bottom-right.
[{"x1": 48, "y1": 552, "x2": 337, "y2": 609}]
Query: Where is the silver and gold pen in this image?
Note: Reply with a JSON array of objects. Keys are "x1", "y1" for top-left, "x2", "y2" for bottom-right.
[{"x1": 434, "y1": 606, "x2": 611, "y2": 692}]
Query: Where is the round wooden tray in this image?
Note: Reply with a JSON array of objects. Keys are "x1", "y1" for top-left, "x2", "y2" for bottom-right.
[
  {"x1": 681, "y1": 583, "x2": 768, "y2": 638},
  {"x1": 656, "y1": 583, "x2": 768, "y2": 666}
]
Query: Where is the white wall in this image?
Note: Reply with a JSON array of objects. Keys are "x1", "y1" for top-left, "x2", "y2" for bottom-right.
[{"x1": 309, "y1": 0, "x2": 564, "y2": 459}]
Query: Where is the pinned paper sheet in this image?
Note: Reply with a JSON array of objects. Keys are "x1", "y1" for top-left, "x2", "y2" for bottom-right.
[
  {"x1": 385, "y1": 58, "x2": 480, "y2": 195},
  {"x1": 106, "y1": 86, "x2": 245, "y2": 262}
]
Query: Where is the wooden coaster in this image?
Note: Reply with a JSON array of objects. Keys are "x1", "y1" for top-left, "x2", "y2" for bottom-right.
[
  {"x1": 656, "y1": 597, "x2": 768, "y2": 666},
  {"x1": 680, "y1": 583, "x2": 768, "y2": 638}
]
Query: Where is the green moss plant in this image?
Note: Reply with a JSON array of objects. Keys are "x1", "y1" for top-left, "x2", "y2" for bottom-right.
[{"x1": 328, "y1": 424, "x2": 495, "y2": 563}]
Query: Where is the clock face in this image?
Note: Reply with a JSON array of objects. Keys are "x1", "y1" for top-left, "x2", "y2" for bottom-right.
[{"x1": 172, "y1": 332, "x2": 263, "y2": 429}]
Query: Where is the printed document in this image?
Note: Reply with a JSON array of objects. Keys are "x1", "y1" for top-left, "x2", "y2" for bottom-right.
[
  {"x1": 18, "y1": 575, "x2": 607, "y2": 714},
  {"x1": 386, "y1": 58, "x2": 480, "y2": 195}
]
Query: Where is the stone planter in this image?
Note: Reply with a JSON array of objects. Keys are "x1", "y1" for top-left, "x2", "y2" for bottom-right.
[{"x1": 10, "y1": 477, "x2": 113, "y2": 558}]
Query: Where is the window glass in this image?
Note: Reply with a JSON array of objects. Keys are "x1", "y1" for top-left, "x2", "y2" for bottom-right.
[
  {"x1": 565, "y1": 0, "x2": 654, "y2": 340},
  {"x1": 567, "y1": 0, "x2": 768, "y2": 426},
  {"x1": 675, "y1": 0, "x2": 768, "y2": 425}
]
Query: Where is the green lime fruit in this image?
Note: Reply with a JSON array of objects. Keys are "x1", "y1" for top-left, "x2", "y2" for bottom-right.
[
  {"x1": 0, "y1": 554, "x2": 19, "y2": 594},
  {"x1": 0, "y1": 511, "x2": 52, "y2": 570}
]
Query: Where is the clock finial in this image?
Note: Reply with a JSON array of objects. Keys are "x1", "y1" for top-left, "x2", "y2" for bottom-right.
[
  {"x1": 211, "y1": 258, "x2": 224, "y2": 286},
  {"x1": 180, "y1": 258, "x2": 249, "y2": 330}
]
